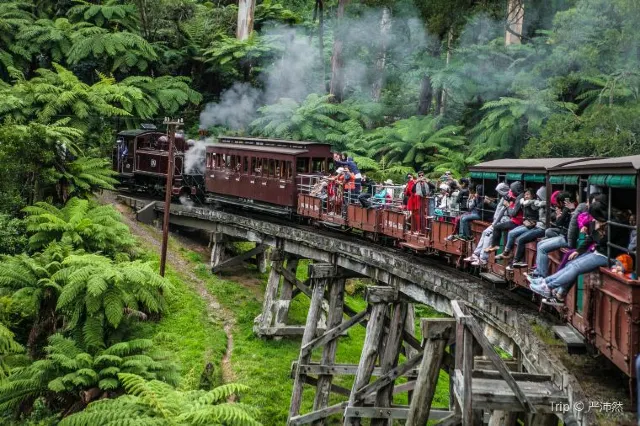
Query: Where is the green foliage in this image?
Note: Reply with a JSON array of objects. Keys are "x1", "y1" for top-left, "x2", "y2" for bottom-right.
[
  {"x1": 22, "y1": 198, "x2": 134, "y2": 254},
  {"x1": 59, "y1": 374, "x2": 260, "y2": 426},
  {"x1": 55, "y1": 254, "x2": 171, "y2": 349},
  {"x1": 67, "y1": 30, "x2": 157, "y2": 72},
  {"x1": 67, "y1": 0, "x2": 139, "y2": 30},
  {"x1": 0, "y1": 322, "x2": 23, "y2": 379},
  {"x1": 0, "y1": 214, "x2": 27, "y2": 255},
  {"x1": 52, "y1": 157, "x2": 119, "y2": 203},
  {"x1": 0, "y1": 334, "x2": 177, "y2": 413},
  {"x1": 251, "y1": 94, "x2": 346, "y2": 141},
  {"x1": 203, "y1": 32, "x2": 283, "y2": 78}
]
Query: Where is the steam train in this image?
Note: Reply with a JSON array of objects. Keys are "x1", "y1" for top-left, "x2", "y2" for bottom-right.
[{"x1": 113, "y1": 128, "x2": 640, "y2": 388}]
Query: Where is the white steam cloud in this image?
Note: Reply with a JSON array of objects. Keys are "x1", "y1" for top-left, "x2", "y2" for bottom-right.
[
  {"x1": 199, "y1": 83, "x2": 261, "y2": 130},
  {"x1": 184, "y1": 138, "x2": 210, "y2": 175}
]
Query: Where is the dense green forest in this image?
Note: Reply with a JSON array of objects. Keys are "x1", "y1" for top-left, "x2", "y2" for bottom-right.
[{"x1": 0, "y1": 0, "x2": 639, "y2": 424}]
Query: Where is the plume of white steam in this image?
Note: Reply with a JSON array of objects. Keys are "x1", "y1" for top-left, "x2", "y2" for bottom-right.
[
  {"x1": 179, "y1": 194, "x2": 195, "y2": 207},
  {"x1": 198, "y1": 28, "x2": 319, "y2": 131},
  {"x1": 199, "y1": 83, "x2": 262, "y2": 131},
  {"x1": 184, "y1": 138, "x2": 213, "y2": 175}
]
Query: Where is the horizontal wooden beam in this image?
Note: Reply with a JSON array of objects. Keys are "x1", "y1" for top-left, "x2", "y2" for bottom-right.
[
  {"x1": 302, "y1": 375, "x2": 350, "y2": 397},
  {"x1": 288, "y1": 402, "x2": 347, "y2": 425},
  {"x1": 211, "y1": 244, "x2": 266, "y2": 273},
  {"x1": 472, "y1": 369, "x2": 552, "y2": 383},
  {"x1": 343, "y1": 406, "x2": 452, "y2": 420},
  {"x1": 292, "y1": 362, "x2": 420, "y2": 377},
  {"x1": 365, "y1": 286, "x2": 398, "y2": 303},
  {"x1": 257, "y1": 326, "x2": 325, "y2": 337}
]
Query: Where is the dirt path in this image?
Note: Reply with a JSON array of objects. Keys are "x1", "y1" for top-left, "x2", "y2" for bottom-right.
[{"x1": 105, "y1": 195, "x2": 237, "y2": 384}]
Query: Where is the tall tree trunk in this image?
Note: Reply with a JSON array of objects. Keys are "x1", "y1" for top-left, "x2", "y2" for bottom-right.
[
  {"x1": 417, "y1": 76, "x2": 433, "y2": 115},
  {"x1": 439, "y1": 29, "x2": 453, "y2": 116},
  {"x1": 237, "y1": 0, "x2": 256, "y2": 40},
  {"x1": 505, "y1": 0, "x2": 525, "y2": 45},
  {"x1": 319, "y1": 0, "x2": 326, "y2": 92},
  {"x1": 329, "y1": 0, "x2": 349, "y2": 102},
  {"x1": 371, "y1": 7, "x2": 392, "y2": 102}
]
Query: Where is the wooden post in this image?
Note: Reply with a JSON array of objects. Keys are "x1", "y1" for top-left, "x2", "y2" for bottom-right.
[
  {"x1": 311, "y1": 277, "x2": 345, "y2": 424},
  {"x1": 462, "y1": 326, "x2": 474, "y2": 426},
  {"x1": 404, "y1": 303, "x2": 418, "y2": 404},
  {"x1": 344, "y1": 286, "x2": 395, "y2": 426},
  {"x1": 289, "y1": 264, "x2": 334, "y2": 422},
  {"x1": 406, "y1": 318, "x2": 455, "y2": 426},
  {"x1": 371, "y1": 302, "x2": 408, "y2": 426},
  {"x1": 257, "y1": 247, "x2": 269, "y2": 273},
  {"x1": 276, "y1": 256, "x2": 299, "y2": 326},
  {"x1": 488, "y1": 411, "x2": 518, "y2": 426},
  {"x1": 210, "y1": 233, "x2": 228, "y2": 270},
  {"x1": 256, "y1": 251, "x2": 284, "y2": 333}
]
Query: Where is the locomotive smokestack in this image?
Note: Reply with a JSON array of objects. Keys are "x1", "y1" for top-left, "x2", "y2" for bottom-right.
[{"x1": 198, "y1": 129, "x2": 208, "y2": 140}]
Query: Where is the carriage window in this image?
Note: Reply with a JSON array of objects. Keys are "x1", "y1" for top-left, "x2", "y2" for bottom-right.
[
  {"x1": 206, "y1": 153, "x2": 212, "y2": 168},
  {"x1": 243, "y1": 156, "x2": 249, "y2": 174},
  {"x1": 267, "y1": 159, "x2": 275, "y2": 177},
  {"x1": 275, "y1": 161, "x2": 282, "y2": 178},
  {"x1": 312, "y1": 158, "x2": 325, "y2": 173},
  {"x1": 283, "y1": 161, "x2": 293, "y2": 180},
  {"x1": 296, "y1": 158, "x2": 309, "y2": 173}
]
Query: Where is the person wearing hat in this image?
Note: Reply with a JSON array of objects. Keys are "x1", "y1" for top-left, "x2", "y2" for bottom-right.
[{"x1": 530, "y1": 201, "x2": 622, "y2": 305}]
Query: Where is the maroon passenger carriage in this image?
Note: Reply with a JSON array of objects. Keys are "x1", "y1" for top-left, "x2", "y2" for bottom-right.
[{"x1": 204, "y1": 136, "x2": 334, "y2": 214}]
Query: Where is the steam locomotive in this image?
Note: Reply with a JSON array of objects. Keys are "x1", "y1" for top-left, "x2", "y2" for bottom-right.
[{"x1": 113, "y1": 128, "x2": 640, "y2": 388}]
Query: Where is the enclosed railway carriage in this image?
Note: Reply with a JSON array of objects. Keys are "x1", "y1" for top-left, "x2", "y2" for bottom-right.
[
  {"x1": 113, "y1": 127, "x2": 197, "y2": 197},
  {"x1": 468, "y1": 158, "x2": 587, "y2": 284},
  {"x1": 550, "y1": 156, "x2": 640, "y2": 379},
  {"x1": 205, "y1": 136, "x2": 333, "y2": 215}
]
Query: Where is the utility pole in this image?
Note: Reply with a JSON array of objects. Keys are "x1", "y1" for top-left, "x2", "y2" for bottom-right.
[{"x1": 160, "y1": 117, "x2": 183, "y2": 277}]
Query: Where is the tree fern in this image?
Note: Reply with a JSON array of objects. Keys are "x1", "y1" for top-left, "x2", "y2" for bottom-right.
[
  {"x1": 22, "y1": 198, "x2": 134, "y2": 255},
  {"x1": 67, "y1": 30, "x2": 157, "y2": 72},
  {"x1": 53, "y1": 157, "x2": 118, "y2": 203},
  {"x1": 54, "y1": 254, "x2": 171, "y2": 348},
  {"x1": 67, "y1": 0, "x2": 139, "y2": 30},
  {"x1": 60, "y1": 373, "x2": 260, "y2": 426},
  {"x1": 0, "y1": 322, "x2": 23, "y2": 379},
  {"x1": 0, "y1": 334, "x2": 177, "y2": 414}
]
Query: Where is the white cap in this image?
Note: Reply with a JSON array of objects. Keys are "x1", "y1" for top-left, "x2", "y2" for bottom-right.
[
  {"x1": 384, "y1": 179, "x2": 393, "y2": 185},
  {"x1": 336, "y1": 167, "x2": 344, "y2": 173}
]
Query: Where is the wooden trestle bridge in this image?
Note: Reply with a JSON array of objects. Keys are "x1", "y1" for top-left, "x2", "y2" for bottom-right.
[{"x1": 121, "y1": 196, "x2": 592, "y2": 425}]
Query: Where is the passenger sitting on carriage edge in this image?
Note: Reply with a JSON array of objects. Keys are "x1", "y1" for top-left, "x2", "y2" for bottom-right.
[
  {"x1": 530, "y1": 201, "x2": 622, "y2": 305},
  {"x1": 357, "y1": 174, "x2": 376, "y2": 207},
  {"x1": 502, "y1": 187, "x2": 547, "y2": 270},
  {"x1": 527, "y1": 192, "x2": 603, "y2": 279},
  {"x1": 465, "y1": 182, "x2": 510, "y2": 266},
  {"x1": 485, "y1": 181, "x2": 524, "y2": 252},
  {"x1": 447, "y1": 184, "x2": 484, "y2": 241}
]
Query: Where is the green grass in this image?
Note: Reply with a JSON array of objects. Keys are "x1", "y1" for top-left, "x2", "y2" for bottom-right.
[
  {"x1": 129, "y1": 250, "x2": 228, "y2": 391},
  {"x1": 186, "y1": 254, "x2": 451, "y2": 425}
]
